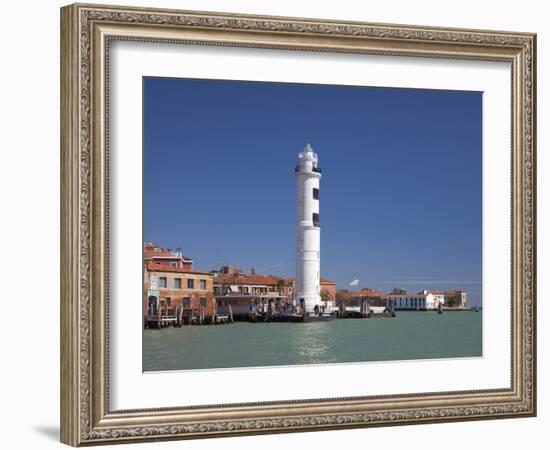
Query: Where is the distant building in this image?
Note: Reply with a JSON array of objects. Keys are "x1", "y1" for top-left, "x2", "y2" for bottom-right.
[
  {"x1": 320, "y1": 278, "x2": 337, "y2": 304},
  {"x1": 419, "y1": 289, "x2": 446, "y2": 308},
  {"x1": 144, "y1": 262, "x2": 215, "y2": 323},
  {"x1": 387, "y1": 292, "x2": 440, "y2": 310},
  {"x1": 144, "y1": 243, "x2": 193, "y2": 270},
  {"x1": 214, "y1": 272, "x2": 293, "y2": 319},
  {"x1": 443, "y1": 289, "x2": 468, "y2": 307},
  {"x1": 336, "y1": 288, "x2": 388, "y2": 316},
  {"x1": 335, "y1": 287, "x2": 460, "y2": 312},
  {"x1": 391, "y1": 287, "x2": 407, "y2": 295},
  {"x1": 218, "y1": 265, "x2": 244, "y2": 275}
]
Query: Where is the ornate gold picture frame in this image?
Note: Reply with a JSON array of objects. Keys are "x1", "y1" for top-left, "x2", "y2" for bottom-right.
[{"x1": 60, "y1": 3, "x2": 536, "y2": 446}]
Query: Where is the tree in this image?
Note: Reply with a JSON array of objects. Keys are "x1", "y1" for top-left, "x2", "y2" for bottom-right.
[
  {"x1": 446, "y1": 297, "x2": 458, "y2": 307},
  {"x1": 321, "y1": 289, "x2": 333, "y2": 302}
]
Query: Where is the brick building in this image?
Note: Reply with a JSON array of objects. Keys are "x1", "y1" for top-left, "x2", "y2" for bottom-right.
[
  {"x1": 144, "y1": 243, "x2": 193, "y2": 270},
  {"x1": 320, "y1": 278, "x2": 337, "y2": 302},
  {"x1": 214, "y1": 272, "x2": 293, "y2": 319},
  {"x1": 144, "y1": 262, "x2": 215, "y2": 324},
  {"x1": 336, "y1": 288, "x2": 388, "y2": 316}
]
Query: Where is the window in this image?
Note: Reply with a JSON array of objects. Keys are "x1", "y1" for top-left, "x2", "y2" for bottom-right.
[
  {"x1": 187, "y1": 278, "x2": 194, "y2": 289},
  {"x1": 159, "y1": 277, "x2": 167, "y2": 288},
  {"x1": 200, "y1": 297, "x2": 207, "y2": 307},
  {"x1": 200, "y1": 279, "x2": 207, "y2": 290},
  {"x1": 313, "y1": 187, "x2": 319, "y2": 200},
  {"x1": 312, "y1": 213, "x2": 320, "y2": 227},
  {"x1": 170, "y1": 262, "x2": 177, "y2": 268},
  {"x1": 182, "y1": 297, "x2": 190, "y2": 308},
  {"x1": 166, "y1": 297, "x2": 171, "y2": 307},
  {"x1": 174, "y1": 278, "x2": 182, "y2": 289}
]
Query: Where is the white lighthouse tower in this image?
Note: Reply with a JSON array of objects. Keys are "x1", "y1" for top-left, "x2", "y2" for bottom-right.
[{"x1": 295, "y1": 143, "x2": 322, "y2": 317}]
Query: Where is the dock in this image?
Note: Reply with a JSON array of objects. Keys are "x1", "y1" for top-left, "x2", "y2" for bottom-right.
[
  {"x1": 144, "y1": 304, "x2": 233, "y2": 329},
  {"x1": 339, "y1": 304, "x2": 395, "y2": 319}
]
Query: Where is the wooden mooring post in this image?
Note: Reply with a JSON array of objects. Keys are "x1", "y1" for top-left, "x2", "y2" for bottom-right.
[
  {"x1": 360, "y1": 299, "x2": 371, "y2": 318},
  {"x1": 176, "y1": 304, "x2": 183, "y2": 327},
  {"x1": 228, "y1": 303, "x2": 234, "y2": 323}
]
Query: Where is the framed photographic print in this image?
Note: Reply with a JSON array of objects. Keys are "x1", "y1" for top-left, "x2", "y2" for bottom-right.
[{"x1": 60, "y1": 3, "x2": 537, "y2": 446}]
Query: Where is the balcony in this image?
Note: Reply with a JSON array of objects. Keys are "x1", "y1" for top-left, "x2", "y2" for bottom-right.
[{"x1": 295, "y1": 166, "x2": 322, "y2": 174}]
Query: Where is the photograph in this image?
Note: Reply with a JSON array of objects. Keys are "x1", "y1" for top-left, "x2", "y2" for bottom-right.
[
  {"x1": 142, "y1": 77, "x2": 483, "y2": 372},
  {"x1": 57, "y1": 3, "x2": 536, "y2": 445}
]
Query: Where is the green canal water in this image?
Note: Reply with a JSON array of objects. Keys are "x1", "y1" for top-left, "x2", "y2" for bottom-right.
[{"x1": 143, "y1": 311, "x2": 482, "y2": 372}]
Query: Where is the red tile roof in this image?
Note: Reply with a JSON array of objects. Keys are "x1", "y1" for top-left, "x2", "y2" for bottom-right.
[
  {"x1": 143, "y1": 243, "x2": 192, "y2": 261},
  {"x1": 284, "y1": 277, "x2": 336, "y2": 285},
  {"x1": 349, "y1": 288, "x2": 387, "y2": 298},
  {"x1": 215, "y1": 273, "x2": 288, "y2": 286},
  {"x1": 387, "y1": 294, "x2": 425, "y2": 298},
  {"x1": 337, "y1": 288, "x2": 387, "y2": 298},
  {"x1": 145, "y1": 262, "x2": 211, "y2": 276}
]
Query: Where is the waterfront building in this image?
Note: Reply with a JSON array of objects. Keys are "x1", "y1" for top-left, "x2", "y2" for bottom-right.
[
  {"x1": 336, "y1": 288, "x2": 388, "y2": 316},
  {"x1": 144, "y1": 243, "x2": 193, "y2": 270},
  {"x1": 386, "y1": 292, "x2": 440, "y2": 310},
  {"x1": 417, "y1": 289, "x2": 468, "y2": 308},
  {"x1": 218, "y1": 265, "x2": 244, "y2": 275},
  {"x1": 443, "y1": 289, "x2": 468, "y2": 307},
  {"x1": 335, "y1": 288, "x2": 466, "y2": 312},
  {"x1": 214, "y1": 272, "x2": 293, "y2": 319},
  {"x1": 144, "y1": 262, "x2": 215, "y2": 323},
  {"x1": 391, "y1": 287, "x2": 407, "y2": 295},
  {"x1": 294, "y1": 143, "x2": 323, "y2": 315},
  {"x1": 320, "y1": 278, "x2": 337, "y2": 305},
  {"x1": 419, "y1": 289, "x2": 446, "y2": 307}
]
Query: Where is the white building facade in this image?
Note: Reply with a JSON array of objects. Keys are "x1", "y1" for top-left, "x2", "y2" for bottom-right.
[
  {"x1": 294, "y1": 143, "x2": 322, "y2": 314},
  {"x1": 387, "y1": 293, "x2": 441, "y2": 310}
]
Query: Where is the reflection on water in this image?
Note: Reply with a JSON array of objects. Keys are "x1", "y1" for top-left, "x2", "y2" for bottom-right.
[
  {"x1": 143, "y1": 312, "x2": 482, "y2": 372},
  {"x1": 292, "y1": 323, "x2": 330, "y2": 364}
]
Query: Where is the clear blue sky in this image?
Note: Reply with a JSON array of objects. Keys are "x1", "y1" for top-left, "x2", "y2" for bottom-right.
[{"x1": 144, "y1": 77, "x2": 482, "y2": 305}]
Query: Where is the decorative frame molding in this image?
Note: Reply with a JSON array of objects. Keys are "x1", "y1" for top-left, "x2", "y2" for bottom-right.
[{"x1": 60, "y1": 3, "x2": 536, "y2": 446}]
